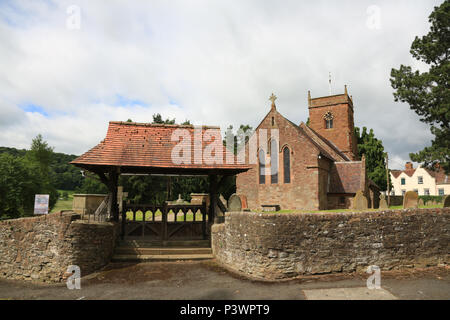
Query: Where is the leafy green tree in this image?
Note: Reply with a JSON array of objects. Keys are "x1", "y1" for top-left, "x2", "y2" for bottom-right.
[
  {"x1": 27, "y1": 134, "x2": 53, "y2": 177},
  {"x1": 26, "y1": 135, "x2": 59, "y2": 209},
  {"x1": 0, "y1": 154, "x2": 41, "y2": 219},
  {"x1": 75, "y1": 176, "x2": 108, "y2": 194},
  {"x1": 355, "y1": 127, "x2": 388, "y2": 191},
  {"x1": 152, "y1": 113, "x2": 176, "y2": 124},
  {"x1": 390, "y1": 1, "x2": 450, "y2": 173}
]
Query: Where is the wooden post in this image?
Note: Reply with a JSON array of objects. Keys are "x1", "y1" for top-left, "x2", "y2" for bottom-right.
[
  {"x1": 209, "y1": 174, "x2": 218, "y2": 224},
  {"x1": 162, "y1": 202, "x2": 168, "y2": 241},
  {"x1": 386, "y1": 153, "x2": 390, "y2": 207},
  {"x1": 201, "y1": 203, "x2": 207, "y2": 240},
  {"x1": 121, "y1": 201, "x2": 126, "y2": 240},
  {"x1": 109, "y1": 170, "x2": 119, "y2": 222}
]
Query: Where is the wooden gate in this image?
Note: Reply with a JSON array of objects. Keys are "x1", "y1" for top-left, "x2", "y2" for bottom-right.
[{"x1": 122, "y1": 203, "x2": 209, "y2": 241}]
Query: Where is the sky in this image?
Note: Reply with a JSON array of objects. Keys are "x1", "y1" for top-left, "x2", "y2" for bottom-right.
[{"x1": 0, "y1": 0, "x2": 444, "y2": 170}]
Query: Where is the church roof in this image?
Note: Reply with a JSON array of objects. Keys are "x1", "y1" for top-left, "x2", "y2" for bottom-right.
[
  {"x1": 298, "y1": 123, "x2": 350, "y2": 162},
  {"x1": 71, "y1": 121, "x2": 250, "y2": 175},
  {"x1": 328, "y1": 161, "x2": 363, "y2": 194}
]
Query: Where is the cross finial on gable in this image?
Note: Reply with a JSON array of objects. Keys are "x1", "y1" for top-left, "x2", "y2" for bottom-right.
[{"x1": 269, "y1": 93, "x2": 277, "y2": 109}]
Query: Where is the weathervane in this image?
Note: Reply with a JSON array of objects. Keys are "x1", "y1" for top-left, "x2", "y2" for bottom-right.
[{"x1": 329, "y1": 72, "x2": 332, "y2": 95}]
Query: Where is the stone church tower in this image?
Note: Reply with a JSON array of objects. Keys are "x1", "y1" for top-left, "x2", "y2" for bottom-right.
[{"x1": 307, "y1": 86, "x2": 358, "y2": 161}]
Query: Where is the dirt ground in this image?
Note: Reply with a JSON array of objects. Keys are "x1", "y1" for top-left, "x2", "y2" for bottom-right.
[{"x1": 0, "y1": 261, "x2": 449, "y2": 300}]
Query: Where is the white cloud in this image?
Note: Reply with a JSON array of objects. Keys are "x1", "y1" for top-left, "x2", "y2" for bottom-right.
[{"x1": 0, "y1": 0, "x2": 443, "y2": 166}]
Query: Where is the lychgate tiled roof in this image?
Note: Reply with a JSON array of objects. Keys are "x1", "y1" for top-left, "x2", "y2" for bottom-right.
[{"x1": 71, "y1": 121, "x2": 250, "y2": 173}]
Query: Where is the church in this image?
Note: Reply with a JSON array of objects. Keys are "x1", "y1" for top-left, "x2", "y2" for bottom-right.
[{"x1": 236, "y1": 86, "x2": 380, "y2": 211}]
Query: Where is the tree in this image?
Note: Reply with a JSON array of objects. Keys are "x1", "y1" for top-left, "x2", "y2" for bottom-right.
[
  {"x1": 152, "y1": 113, "x2": 176, "y2": 124},
  {"x1": 0, "y1": 153, "x2": 41, "y2": 219},
  {"x1": 26, "y1": 135, "x2": 59, "y2": 209},
  {"x1": 390, "y1": 1, "x2": 450, "y2": 173},
  {"x1": 75, "y1": 176, "x2": 108, "y2": 194},
  {"x1": 28, "y1": 134, "x2": 53, "y2": 177},
  {"x1": 355, "y1": 127, "x2": 388, "y2": 191}
]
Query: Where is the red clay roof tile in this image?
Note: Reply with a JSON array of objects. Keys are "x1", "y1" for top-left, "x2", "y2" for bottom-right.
[{"x1": 71, "y1": 121, "x2": 250, "y2": 173}]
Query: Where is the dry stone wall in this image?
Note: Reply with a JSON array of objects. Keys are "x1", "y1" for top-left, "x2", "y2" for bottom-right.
[
  {"x1": 0, "y1": 211, "x2": 118, "y2": 283},
  {"x1": 212, "y1": 208, "x2": 449, "y2": 281}
]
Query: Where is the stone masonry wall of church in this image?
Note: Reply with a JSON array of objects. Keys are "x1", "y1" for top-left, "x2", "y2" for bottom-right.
[
  {"x1": 308, "y1": 95, "x2": 358, "y2": 161},
  {"x1": 236, "y1": 107, "x2": 325, "y2": 210}
]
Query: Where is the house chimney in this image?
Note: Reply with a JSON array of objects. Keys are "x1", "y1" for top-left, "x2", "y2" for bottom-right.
[{"x1": 405, "y1": 162, "x2": 413, "y2": 170}]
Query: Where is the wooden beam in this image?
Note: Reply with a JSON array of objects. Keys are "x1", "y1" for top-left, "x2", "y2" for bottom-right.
[{"x1": 209, "y1": 174, "x2": 218, "y2": 224}]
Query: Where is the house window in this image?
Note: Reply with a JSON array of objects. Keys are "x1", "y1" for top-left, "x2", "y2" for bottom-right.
[
  {"x1": 414, "y1": 189, "x2": 418, "y2": 194},
  {"x1": 418, "y1": 176, "x2": 423, "y2": 184},
  {"x1": 402, "y1": 190, "x2": 406, "y2": 196},
  {"x1": 401, "y1": 178, "x2": 406, "y2": 185},
  {"x1": 271, "y1": 117, "x2": 275, "y2": 126},
  {"x1": 438, "y1": 188, "x2": 444, "y2": 196},
  {"x1": 339, "y1": 196, "x2": 346, "y2": 205},
  {"x1": 424, "y1": 188, "x2": 430, "y2": 195},
  {"x1": 325, "y1": 119, "x2": 333, "y2": 129},
  {"x1": 283, "y1": 147, "x2": 291, "y2": 183},
  {"x1": 270, "y1": 139, "x2": 278, "y2": 184},
  {"x1": 259, "y1": 149, "x2": 265, "y2": 184}
]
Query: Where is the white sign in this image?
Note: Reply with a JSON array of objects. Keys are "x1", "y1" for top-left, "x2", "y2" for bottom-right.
[{"x1": 34, "y1": 194, "x2": 49, "y2": 215}]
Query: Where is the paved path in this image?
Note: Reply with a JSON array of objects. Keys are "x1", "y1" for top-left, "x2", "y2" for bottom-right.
[{"x1": 0, "y1": 261, "x2": 448, "y2": 300}]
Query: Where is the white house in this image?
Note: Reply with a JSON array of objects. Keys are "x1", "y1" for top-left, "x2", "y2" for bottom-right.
[{"x1": 390, "y1": 162, "x2": 449, "y2": 196}]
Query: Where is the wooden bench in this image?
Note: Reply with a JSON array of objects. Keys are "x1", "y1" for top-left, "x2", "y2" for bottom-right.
[{"x1": 261, "y1": 204, "x2": 280, "y2": 212}]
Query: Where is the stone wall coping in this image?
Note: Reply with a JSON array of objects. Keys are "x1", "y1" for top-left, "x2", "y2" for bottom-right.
[
  {"x1": 0, "y1": 211, "x2": 80, "y2": 225},
  {"x1": 225, "y1": 207, "x2": 449, "y2": 219},
  {"x1": 73, "y1": 219, "x2": 116, "y2": 227}
]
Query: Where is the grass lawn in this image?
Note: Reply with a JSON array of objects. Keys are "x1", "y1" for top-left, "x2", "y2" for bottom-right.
[{"x1": 50, "y1": 190, "x2": 75, "y2": 213}]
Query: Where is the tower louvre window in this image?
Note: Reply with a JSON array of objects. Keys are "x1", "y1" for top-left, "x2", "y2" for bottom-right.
[{"x1": 323, "y1": 111, "x2": 334, "y2": 129}]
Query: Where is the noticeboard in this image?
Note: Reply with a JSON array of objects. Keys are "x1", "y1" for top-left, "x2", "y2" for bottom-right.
[{"x1": 34, "y1": 194, "x2": 50, "y2": 215}]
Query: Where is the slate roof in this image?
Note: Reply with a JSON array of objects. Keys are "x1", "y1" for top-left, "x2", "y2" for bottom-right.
[
  {"x1": 298, "y1": 123, "x2": 350, "y2": 162},
  {"x1": 391, "y1": 166, "x2": 449, "y2": 184},
  {"x1": 328, "y1": 161, "x2": 363, "y2": 194},
  {"x1": 71, "y1": 121, "x2": 250, "y2": 174}
]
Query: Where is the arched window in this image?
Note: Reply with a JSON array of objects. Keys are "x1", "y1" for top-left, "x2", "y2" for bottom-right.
[
  {"x1": 283, "y1": 147, "x2": 290, "y2": 183},
  {"x1": 259, "y1": 149, "x2": 265, "y2": 184}
]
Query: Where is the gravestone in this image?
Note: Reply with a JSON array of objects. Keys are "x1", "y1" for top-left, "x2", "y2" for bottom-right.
[
  {"x1": 352, "y1": 190, "x2": 368, "y2": 210},
  {"x1": 379, "y1": 194, "x2": 388, "y2": 209},
  {"x1": 443, "y1": 195, "x2": 450, "y2": 207},
  {"x1": 403, "y1": 191, "x2": 418, "y2": 209},
  {"x1": 228, "y1": 194, "x2": 242, "y2": 212},
  {"x1": 418, "y1": 198, "x2": 424, "y2": 207}
]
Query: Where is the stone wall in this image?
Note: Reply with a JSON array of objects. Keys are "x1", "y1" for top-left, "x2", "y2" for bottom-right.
[
  {"x1": 212, "y1": 208, "x2": 449, "y2": 281},
  {"x1": 236, "y1": 107, "x2": 324, "y2": 211},
  {"x1": 0, "y1": 211, "x2": 118, "y2": 283}
]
